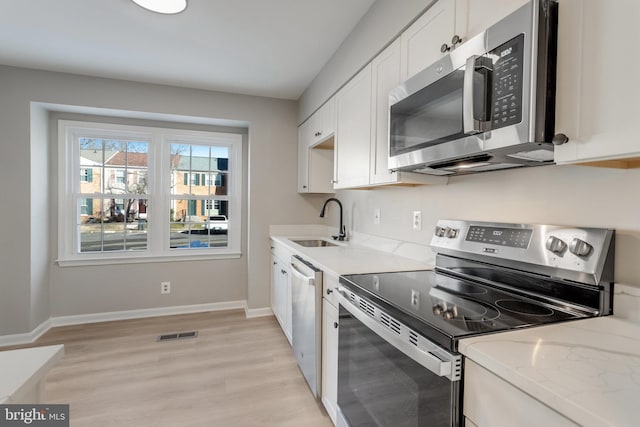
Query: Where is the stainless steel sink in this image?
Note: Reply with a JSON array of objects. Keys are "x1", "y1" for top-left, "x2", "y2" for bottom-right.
[{"x1": 292, "y1": 239, "x2": 338, "y2": 248}]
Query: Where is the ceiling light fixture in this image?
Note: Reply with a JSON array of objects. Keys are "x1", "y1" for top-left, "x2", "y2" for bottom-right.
[{"x1": 131, "y1": 0, "x2": 187, "y2": 14}]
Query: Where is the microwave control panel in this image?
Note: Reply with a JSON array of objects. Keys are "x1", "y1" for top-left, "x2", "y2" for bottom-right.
[{"x1": 490, "y1": 34, "x2": 524, "y2": 130}]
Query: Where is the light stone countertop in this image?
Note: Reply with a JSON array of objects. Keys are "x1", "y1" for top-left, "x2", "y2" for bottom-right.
[
  {"x1": 459, "y1": 315, "x2": 640, "y2": 427},
  {"x1": 269, "y1": 233, "x2": 433, "y2": 277},
  {"x1": 0, "y1": 344, "x2": 64, "y2": 403}
]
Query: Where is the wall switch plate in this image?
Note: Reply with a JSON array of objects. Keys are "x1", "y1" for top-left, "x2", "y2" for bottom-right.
[
  {"x1": 374, "y1": 208, "x2": 381, "y2": 225},
  {"x1": 161, "y1": 281, "x2": 171, "y2": 294},
  {"x1": 412, "y1": 211, "x2": 422, "y2": 231}
]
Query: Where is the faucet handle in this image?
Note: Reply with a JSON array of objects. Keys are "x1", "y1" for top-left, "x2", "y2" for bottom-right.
[{"x1": 336, "y1": 226, "x2": 347, "y2": 241}]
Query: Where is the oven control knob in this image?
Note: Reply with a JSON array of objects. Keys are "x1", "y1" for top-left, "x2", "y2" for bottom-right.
[
  {"x1": 569, "y1": 238, "x2": 593, "y2": 257},
  {"x1": 435, "y1": 226, "x2": 446, "y2": 237},
  {"x1": 545, "y1": 236, "x2": 567, "y2": 254},
  {"x1": 442, "y1": 309, "x2": 456, "y2": 320},
  {"x1": 432, "y1": 304, "x2": 444, "y2": 316},
  {"x1": 445, "y1": 227, "x2": 459, "y2": 239}
]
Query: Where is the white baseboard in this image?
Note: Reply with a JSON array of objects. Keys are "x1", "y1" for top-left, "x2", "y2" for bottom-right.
[
  {"x1": 0, "y1": 318, "x2": 53, "y2": 348},
  {"x1": 0, "y1": 300, "x2": 251, "y2": 348},
  {"x1": 244, "y1": 305, "x2": 274, "y2": 318}
]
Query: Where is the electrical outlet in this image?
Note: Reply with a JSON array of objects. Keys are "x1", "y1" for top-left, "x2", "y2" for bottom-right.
[
  {"x1": 374, "y1": 208, "x2": 381, "y2": 225},
  {"x1": 161, "y1": 281, "x2": 171, "y2": 294},
  {"x1": 412, "y1": 211, "x2": 422, "y2": 231}
]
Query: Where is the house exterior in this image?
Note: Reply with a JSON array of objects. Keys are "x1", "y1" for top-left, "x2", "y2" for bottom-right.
[{"x1": 79, "y1": 150, "x2": 228, "y2": 223}]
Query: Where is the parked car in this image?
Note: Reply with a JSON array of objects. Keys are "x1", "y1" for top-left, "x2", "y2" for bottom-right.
[{"x1": 205, "y1": 215, "x2": 228, "y2": 233}]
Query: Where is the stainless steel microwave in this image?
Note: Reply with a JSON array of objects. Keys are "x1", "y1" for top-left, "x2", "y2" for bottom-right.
[{"x1": 388, "y1": 0, "x2": 563, "y2": 176}]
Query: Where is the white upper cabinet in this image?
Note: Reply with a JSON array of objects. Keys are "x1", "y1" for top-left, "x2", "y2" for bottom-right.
[
  {"x1": 457, "y1": 0, "x2": 529, "y2": 43},
  {"x1": 370, "y1": 39, "x2": 448, "y2": 186},
  {"x1": 304, "y1": 97, "x2": 335, "y2": 147},
  {"x1": 318, "y1": 98, "x2": 336, "y2": 143},
  {"x1": 554, "y1": 0, "x2": 640, "y2": 167},
  {"x1": 306, "y1": 0, "x2": 532, "y2": 191},
  {"x1": 401, "y1": 0, "x2": 529, "y2": 81},
  {"x1": 298, "y1": 97, "x2": 336, "y2": 193},
  {"x1": 371, "y1": 39, "x2": 403, "y2": 184},
  {"x1": 297, "y1": 120, "x2": 312, "y2": 193},
  {"x1": 334, "y1": 64, "x2": 373, "y2": 189},
  {"x1": 400, "y1": 0, "x2": 456, "y2": 80}
]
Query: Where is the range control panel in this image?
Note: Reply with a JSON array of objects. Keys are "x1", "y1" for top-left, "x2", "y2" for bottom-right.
[
  {"x1": 431, "y1": 219, "x2": 615, "y2": 286},
  {"x1": 465, "y1": 225, "x2": 532, "y2": 248}
]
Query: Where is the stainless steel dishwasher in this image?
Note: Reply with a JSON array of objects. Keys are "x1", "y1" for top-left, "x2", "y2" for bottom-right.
[{"x1": 290, "y1": 254, "x2": 323, "y2": 398}]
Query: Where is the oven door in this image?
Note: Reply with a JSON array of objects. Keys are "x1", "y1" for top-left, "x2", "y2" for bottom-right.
[{"x1": 337, "y1": 293, "x2": 462, "y2": 427}]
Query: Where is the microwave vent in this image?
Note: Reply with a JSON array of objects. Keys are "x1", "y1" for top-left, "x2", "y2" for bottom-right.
[{"x1": 507, "y1": 149, "x2": 554, "y2": 162}]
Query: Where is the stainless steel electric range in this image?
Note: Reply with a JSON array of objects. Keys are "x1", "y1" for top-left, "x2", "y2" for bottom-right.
[{"x1": 336, "y1": 220, "x2": 615, "y2": 427}]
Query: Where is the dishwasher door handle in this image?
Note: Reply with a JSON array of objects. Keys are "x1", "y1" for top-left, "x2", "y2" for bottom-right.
[{"x1": 290, "y1": 262, "x2": 316, "y2": 286}]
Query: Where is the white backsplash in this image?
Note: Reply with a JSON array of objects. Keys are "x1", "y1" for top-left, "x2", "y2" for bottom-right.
[{"x1": 613, "y1": 284, "x2": 640, "y2": 323}]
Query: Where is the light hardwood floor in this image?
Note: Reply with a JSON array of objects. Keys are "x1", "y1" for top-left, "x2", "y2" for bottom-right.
[{"x1": 11, "y1": 310, "x2": 333, "y2": 427}]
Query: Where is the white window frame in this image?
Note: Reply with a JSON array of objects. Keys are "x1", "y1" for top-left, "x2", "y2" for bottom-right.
[{"x1": 58, "y1": 120, "x2": 243, "y2": 266}]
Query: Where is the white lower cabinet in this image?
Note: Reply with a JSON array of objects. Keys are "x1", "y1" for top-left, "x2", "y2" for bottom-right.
[
  {"x1": 270, "y1": 246, "x2": 292, "y2": 345},
  {"x1": 321, "y1": 275, "x2": 340, "y2": 425},
  {"x1": 464, "y1": 359, "x2": 577, "y2": 427}
]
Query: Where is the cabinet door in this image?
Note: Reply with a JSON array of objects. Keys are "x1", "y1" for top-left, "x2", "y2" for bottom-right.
[
  {"x1": 464, "y1": 359, "x2": 578, "y2": 427},
  {"x1": 321, "y1": 298, "x2": 339, "y2": 424},
  {"x1": 370, "y1": 39, "x2": 402, "y2": 185},
  {"x1": 554, "y1": 0, "x2": 639, "y2": 166},
  {"x1": 270, "y1": 254, "x2": 286, "y2": 330},
  {"x1": 297, "y1": 120, "x2": 311, "y2": 193},
  {"x1": 299, "y1": 98, "x2": 336, "y2": 194},
  {"x1": 317, "y1": 97, "x2": 336, "y2": 143},
  {"x1": 334, "y1": 63, "x2": 373, "y2": 189},
  {"x1": 270, "y1": 253, "x2": 292, "y2": 345},
  {"x1": 400, "y1": 0, "x2": 455, "y2": 80},
  {"x1": 456, "y1": 0, "x2": 529, "y2": 43}
]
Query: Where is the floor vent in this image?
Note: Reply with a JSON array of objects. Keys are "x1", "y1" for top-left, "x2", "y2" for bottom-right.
[{"x1": 157, "y1": 331, "x2": 198, "y2": 342}]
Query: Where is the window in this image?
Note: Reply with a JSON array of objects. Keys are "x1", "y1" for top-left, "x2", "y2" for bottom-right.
[{"x1": 58, "y1": 120, "x2": 243, "y2": 264}]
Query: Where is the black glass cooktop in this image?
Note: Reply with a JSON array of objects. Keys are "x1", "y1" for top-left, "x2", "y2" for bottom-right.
[{"x1": 339, "y1": 269, "x2": 587, "y2": 352}]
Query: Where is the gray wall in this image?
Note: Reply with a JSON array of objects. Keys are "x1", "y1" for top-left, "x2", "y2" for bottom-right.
[
  {"x1": 0, "y1": 64, "x2": 321, "y2": 336},
  {"x1": 297, "y1": 0, "x2": 435, "y2": 124},
  {"x1": 337, "y1": 166, "x2": 640, "y2": 288}
]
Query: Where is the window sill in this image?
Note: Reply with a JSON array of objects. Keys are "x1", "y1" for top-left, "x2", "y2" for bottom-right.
[{"x1": 56, "y1": 251, "x2": 242, "y2": 267}]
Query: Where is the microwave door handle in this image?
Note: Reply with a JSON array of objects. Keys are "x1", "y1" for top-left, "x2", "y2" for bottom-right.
[{"x1": 463, "y1": 55, "x2": 481, "y2": 135}]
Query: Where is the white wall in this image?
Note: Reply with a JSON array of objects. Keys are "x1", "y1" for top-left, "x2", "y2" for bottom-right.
[
  {"x1": 0, "y1": 64, "x2": 322, "y2": 336},
  {"x1": 297, "y1": 0, "x2": 435, "y2": 124}
]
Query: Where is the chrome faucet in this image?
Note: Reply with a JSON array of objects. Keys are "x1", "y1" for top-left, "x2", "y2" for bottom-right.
[{"x1": 320, "y1": 198, "x2": 346, "y2": 241}]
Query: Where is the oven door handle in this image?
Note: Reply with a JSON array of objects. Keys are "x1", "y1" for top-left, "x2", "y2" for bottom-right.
[{"x1": 338, "y1": 292, "x2": 460, "y2": 381}]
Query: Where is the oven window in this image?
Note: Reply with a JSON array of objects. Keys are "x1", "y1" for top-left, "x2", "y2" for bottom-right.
[
  {"x1": 389, "y1": 70, "x2": 465, "y2": 157},
  {"x1": 338, "y1": 306, "x2": 459, "y2": 427}
]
